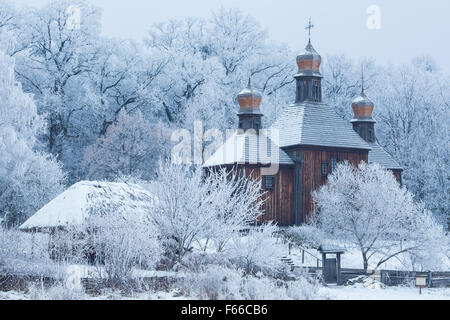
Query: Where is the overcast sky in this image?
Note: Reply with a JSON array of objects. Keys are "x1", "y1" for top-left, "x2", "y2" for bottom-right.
[{"x1": 13, "y1": 0, "x2": 450, "y2": 73}]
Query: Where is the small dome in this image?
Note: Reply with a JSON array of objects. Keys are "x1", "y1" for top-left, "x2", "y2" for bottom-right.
[
  {"x1": 238, "y1": 79, "x2": 262, "y2": 113},
  {"x1": 352, "y1": 90, "x2": 374, "y2": 107},
  {"x1": 296, "y1": 40, "x2": 322, "y2": 75},
  {"x1": 351, "y1": 90, "x2": 375, "y2": 121}
]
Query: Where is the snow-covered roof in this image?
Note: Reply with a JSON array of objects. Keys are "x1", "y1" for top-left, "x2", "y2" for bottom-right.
[
  {"x1": 271, "y1": 102, "x2": 372, "y2": 150},
  {"x1": 368, "y1": 143, "x2": 402, "y2": 170},
  {"x1": 19, "y1": 181, "x2": 156, "y2": 232},
  {"x1": 203, "y1": 131, "x2": 294, "y2": 167}
]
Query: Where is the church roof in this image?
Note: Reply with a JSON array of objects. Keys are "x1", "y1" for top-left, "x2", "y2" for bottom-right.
[
  {"x1": 203, "y1": 131, "x2": 294, "y2": 167},
  {"x1": 368, "y1": 142, "x2": 402, "y2": 170},
  {"x1": 271, "y1": 102, "x2": 372, "y2": 150}
]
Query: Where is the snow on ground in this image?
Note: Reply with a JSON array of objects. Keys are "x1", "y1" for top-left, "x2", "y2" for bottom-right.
[
  {"x1": 2, "y1": 284, "x2": 448, "y2": 300},
  {"x1": 0, "y1": 289, "x2": 189, "y2": 300},
  {"x1": 321, "y1": 285, "x2": 450, "y2": 300}
]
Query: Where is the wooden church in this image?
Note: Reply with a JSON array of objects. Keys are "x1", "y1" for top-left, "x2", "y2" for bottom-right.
[{"x1": 203, "y1": 31, "x2": 402, "y2": 226}]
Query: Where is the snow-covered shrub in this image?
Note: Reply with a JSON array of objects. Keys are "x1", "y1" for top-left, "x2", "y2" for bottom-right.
[
  {"x1": 229, "y1": 223, "x2": 284, "y2": 276},
  {"x1": 179, "y1": 251, "x2": 233, "y2": 274},
  {"x1": 182, "y1": 265, "x2": 323, "y2": 300},
  {"x1": 182, "y1": 265, "x2": 243, "y2": 300},
  {"x1": 0, "y1": 227, "x2": 63, "y2": 278},
  {"x1": 284, "y1": 276, "x2": 322, "y2": 300},
  {"x1": 284, "y1": 225, "x2": 327, "y2": 249},
  {"x1": 50, "y1": 210, "x2": 162, "y2": 291},
  {"x1": 239, "y1": 276, "x2": 287, "y2": 300},
  {"x1": 84, "y1": 213, "x2": 161, "y2": 290},
  {"x1": 313, "y1": 162, "x2": 448, "y2": 272}
]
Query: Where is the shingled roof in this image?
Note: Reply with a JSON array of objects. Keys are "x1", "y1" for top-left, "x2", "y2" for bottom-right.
[
  {"x1": 368, "y1": 142, "x2": 402, "y2": 170},
  {"x1": 271, "y1": 102, "x2": 372, "y2": 150},
  {"x1": 203, "y1": 131, "x2": 294, "y2": 167}
]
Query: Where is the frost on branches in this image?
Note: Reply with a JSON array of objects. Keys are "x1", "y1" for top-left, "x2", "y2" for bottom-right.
[
  {"x1": 149, "y1": 162, "x2": 266, "y2": 269},
  {"x1": 83, "y1": 110, "x2": 171, "y2": 181},
  {"x1": 313, "y1": 162, "x2": 447, "y2": 272},
  {"x1": 0, "y1": 50, "x2": 65, "y2": 227}
]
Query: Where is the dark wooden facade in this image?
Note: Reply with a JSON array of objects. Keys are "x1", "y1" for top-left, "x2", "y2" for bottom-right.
[
  {"x1": 228, "y1": 165, "x2": 296, "y2": 226},
  {"x1": 283, "y1": 146, "x2": 369, "y2": 225},
  {"x1": 227, "y1": 146, "x2": 369, "y2": 227}
]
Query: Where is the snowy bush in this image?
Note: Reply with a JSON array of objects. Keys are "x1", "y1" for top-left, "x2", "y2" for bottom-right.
[
  {"x1": 0, "y1": 227, "x2": 63, "y2": 278},
  {"x1": 88, "y1": 214, "x2": 162, "y2": 289},
  {"x1": 181, "y1": 265, "x2": 322, "y2": 300},
  {"x1": 284, "y1": 225, "x2": 327, "y2": 249},
  {"x1": 50, "y1": 210, "x2": 162, "y2": 291},
  {"x1": 182, "y1": 265, "x2": 243, "y2": 300},
  {"x1": 228, "y1": 223, "x2": 284, "y2": 276}
]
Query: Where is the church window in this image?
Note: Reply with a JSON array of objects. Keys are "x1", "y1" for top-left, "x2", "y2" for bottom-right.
[
  {"x1": 265, "y1": 176, "x2": 275, "y2": 190},
  {"x1": 312, "y1": 80, "x2": 321, "y2": 101},
  {"x1": 331, "y1": 157, "x2": 338, "y2": 172},
  {"x1": 321, "y1": 162, "x2": 328, "y2": 177}
]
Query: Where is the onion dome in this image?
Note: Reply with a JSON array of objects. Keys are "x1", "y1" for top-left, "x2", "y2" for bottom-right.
[
  {"x1": 296, "y1": 40, "x2": 322, "y2": 76},
  {"x1": 351, "y1": 89, "x2": 376, "y2": 123},
  {"x1": 237, "y1": 78, "x2": 262, "y2": 114}
]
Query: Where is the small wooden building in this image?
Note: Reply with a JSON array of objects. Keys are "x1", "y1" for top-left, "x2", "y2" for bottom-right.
[{"x1": 203, "y1": 38, "x2": 402, "y2": 226}]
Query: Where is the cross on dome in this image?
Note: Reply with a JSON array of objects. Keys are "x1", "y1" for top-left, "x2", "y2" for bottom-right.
[{"x1": 305, "y1": 17, "x2": 314, "y2": 42}]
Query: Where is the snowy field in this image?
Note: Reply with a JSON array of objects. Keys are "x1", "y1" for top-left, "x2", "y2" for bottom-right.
[
  {"x1": 321, "y1": 285, "x2": 450, "y2": 300},
  {"x1": 1, "y1": 285, "x2": 448, "y2": 300}
]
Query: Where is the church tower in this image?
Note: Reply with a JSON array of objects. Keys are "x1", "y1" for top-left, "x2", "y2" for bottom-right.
[
  {"x1": 237, "y1": 79, "x2": 263, "y2": 132},
  {"x1": 295, "y1": 19, "x2": 323, "y2": 103},
  {"x1": 351, "y1": 86, "x2": 376, "y2": 143}
]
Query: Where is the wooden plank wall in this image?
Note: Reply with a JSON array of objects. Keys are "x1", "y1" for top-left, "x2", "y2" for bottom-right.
[
  {"x1": 300, "y1": 147, "x2": 368, "y2": 223},
  {"x1": 237, "y1": 166, "x2": 295, "y2": 226}
]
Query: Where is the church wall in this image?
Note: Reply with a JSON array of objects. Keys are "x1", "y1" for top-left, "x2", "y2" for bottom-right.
[
  {"x1": 293, "y1": 146, "x2": 369, "y2": 223},
  {"x1": 225, "y1": 165, "x2": 295, "y2": 226}
]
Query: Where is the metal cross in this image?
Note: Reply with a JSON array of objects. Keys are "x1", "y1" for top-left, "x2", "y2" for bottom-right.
[
  {"x1": 360, "y1": 67, "x2": 365, "y2": 94},
  {"x1": 305, "y1": 17, "x2": 314, "y2": 41}
]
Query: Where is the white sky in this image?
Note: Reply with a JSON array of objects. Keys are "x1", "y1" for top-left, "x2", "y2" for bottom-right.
[{"x1": 12, "y1": 0, "x2": 450, "y2": 73}]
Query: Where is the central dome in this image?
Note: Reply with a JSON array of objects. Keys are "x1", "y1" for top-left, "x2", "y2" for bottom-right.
[{"x1": 296, "y1": 40, "x2": 322, "y2": 76}]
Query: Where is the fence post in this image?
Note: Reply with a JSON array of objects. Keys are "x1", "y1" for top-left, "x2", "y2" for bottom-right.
[{"x1": 427, "y1": 271, "x2": 432, "y2": 288}]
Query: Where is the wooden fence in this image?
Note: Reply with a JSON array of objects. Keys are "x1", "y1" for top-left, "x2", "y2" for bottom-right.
[{"x1": 299, "y1": 266, "x2": 450, "y2": 288}]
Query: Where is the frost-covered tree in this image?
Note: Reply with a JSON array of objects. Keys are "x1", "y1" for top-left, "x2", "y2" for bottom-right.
[
  {"x1": 83, "y1": 110, "x2": 171, "y2": 181},
  {"x1": 11, "y1": 0, "x2": 102, "y2": 181},
  {"x1": 150, "y1": 162, "x2": 265, "y2": 269},
  {"x1": 0, "y1": 51, "x2": 65, "y2": 227},
  {"x1": 146, "y1": 8, "x2": 293, "y2": 131},
  {"x1": 313, "y1": 162, "x2": 446, "y2": 272},
  {"x1": 374, "y1": 59, "x2": 450, "y2": 226}
]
